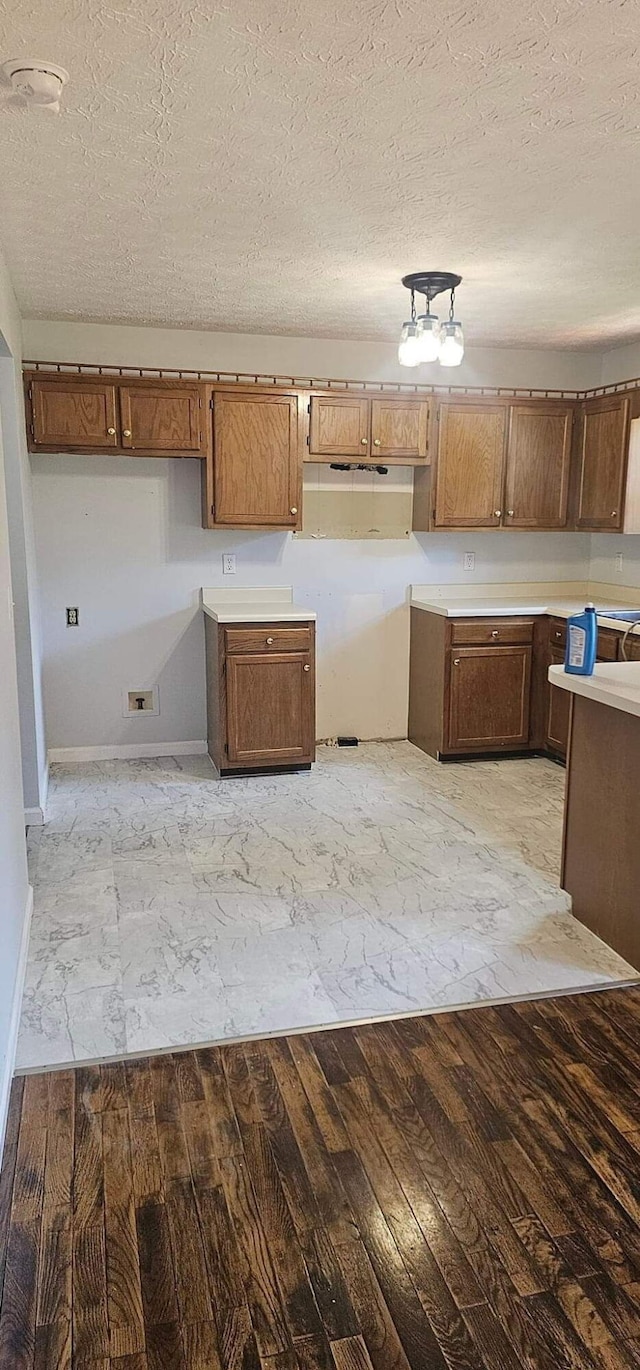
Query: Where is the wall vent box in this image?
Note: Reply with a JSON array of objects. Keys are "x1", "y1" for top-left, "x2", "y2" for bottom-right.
[{"x1": 122, "y1": 687, "x2": 159, "y2": 717}]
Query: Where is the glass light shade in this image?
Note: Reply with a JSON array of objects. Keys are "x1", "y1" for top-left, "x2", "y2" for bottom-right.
[
  {"x1": 438, "y1": 319, "x2": 464, "y2": 367},
  {"x1": 398, "y1": 320, "x2": 421, "y2": 367},
  {"x1": 416, "y1": 313, "x2": 440, "y2": 362}
]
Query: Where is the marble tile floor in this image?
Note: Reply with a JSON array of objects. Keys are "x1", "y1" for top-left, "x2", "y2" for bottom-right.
[{"x1": 19, "y1": 742, "x2": 638, "y2": 1069}]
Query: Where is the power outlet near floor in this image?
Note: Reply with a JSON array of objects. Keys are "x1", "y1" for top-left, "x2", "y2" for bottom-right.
[{"x1": 463, "y1": 552, "x2": 475, "y2": 572}]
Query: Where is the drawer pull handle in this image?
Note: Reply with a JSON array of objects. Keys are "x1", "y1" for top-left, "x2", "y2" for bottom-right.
[
  {"x1": 507, "y1": 509, "x2": 514, "y2": 516},
  {"x1": 555, "y1": 630, "x2": 562, "y2": 638},
  {"x1": 453, "y1": 658, "x2": 461, "y2": 666},
  {"x1": 491, "y1": 630, "x2": 500, "y2": 638},
  {"x1": 290, "y1": 506, "x2": 298, "y2": 515},
  {"x1": 303, "y1": 663, "x2": 311, "y2": 672},
  {"x1": 611, "y1": 510, "x2": 618, "y2": 517},
  {"x1": 123, "y1": 429, "x2": 132, "y2": 438},
  {"x1": 266, "y1": 636, "x2": 274, "y2": 645},
  {"x1": 373, "y1": 438, "x2": 381, "y2": 446},
  {"x1": 361, "y1": 436, "x2": 368, "y2": 444},
  {"x1": 107, "y1": 427, "x2": 116, "y2": 435},
  {"x1": 494, "y1": 509, "x2": 502, "y2": 517}
]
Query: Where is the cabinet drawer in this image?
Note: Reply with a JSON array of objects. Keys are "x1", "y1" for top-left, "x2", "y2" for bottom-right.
[
  {"x1": 224, "y1": 625, "x2": 312, "y2": 655},
  {"x1": 549, "y1": 619, "x2": 567, "y2": 650},
  {"x1": 450, "y1": 618, "x2": 534, "y2": 647}
]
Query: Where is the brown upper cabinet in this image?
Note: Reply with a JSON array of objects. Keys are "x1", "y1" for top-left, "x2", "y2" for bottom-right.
[
  {"x1": 119, "y1": 383, "x2": 204, "y2": 454},
  {"x1": 432, "y1": 397, "x2": 574, "y2": 531},
  {"x1": 307, "y1": 394, "x2": 429, "y2": 464},
  {"x1": 205, "y1": 389, "x2": 301, "y2": 529},
  {"x1": 576, "y1": 394, "x2": 630, "y2": 530},
  {"x1": 28, "y1": 376, "x2": 120, "y2": 450},
  {"x1": 503, "y1": 403, "x2": 573, "y2": 528},
  {"x1": 433, "y1": 402, "x2": 507, "y2": 528},
  {"x1": 25, "y1": 373, "x2": 207, "y2": 457}
]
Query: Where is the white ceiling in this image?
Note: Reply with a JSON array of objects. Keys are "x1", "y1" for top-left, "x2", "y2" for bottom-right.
[{"x1": 1, "y1": 1, "x2": 640, "y2": 350}]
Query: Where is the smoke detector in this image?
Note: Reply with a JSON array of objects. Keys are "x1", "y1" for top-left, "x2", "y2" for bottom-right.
[{"x1": 1, "y1": 59, "x2": 69, "y2": 114}]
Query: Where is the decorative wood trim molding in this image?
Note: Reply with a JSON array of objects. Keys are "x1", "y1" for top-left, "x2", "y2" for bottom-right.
[{"x1": 26, "y1": 358, "x2": 640, "y2": 402}]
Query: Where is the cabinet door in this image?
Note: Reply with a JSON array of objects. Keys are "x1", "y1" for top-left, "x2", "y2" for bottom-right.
[
  {"x1": 226, "y1": 651, "x2": 315, "y2": 765},
  {"x1": 212, "y1": 392, "x2": 299, "y2": 526},
  {"x1": 29, "y1": 377, "x2": 119, "y2": 449},
  {"x1": 447, "y1": 646, "x2": 531, "y2": 750},
  {"x1": 504, "y1": 404, "x2": 573, "y2": 528},
  {"x1": 308, "y1": 396, "x2": 370, "y2": 457},
  {"x1": 119, "y1": 384, "x2": 204, "y2": 454},
  {"x1": 434, "y1": 403, "x2": 507, "y2": 528},
  {"x1": 369, "y1": 398, "x2": 429, "y2": 461},
  {"x1": 577, "y1": 395, "x2": 630, "y2": 530},
  {"x1": 547, "y1": 643, "x2": 571, "y2": 756}
]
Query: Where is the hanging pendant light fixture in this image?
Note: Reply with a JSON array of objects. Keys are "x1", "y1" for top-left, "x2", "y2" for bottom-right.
[{"x1": 398, "y1": 272, "x2": 463, "y2": 368}]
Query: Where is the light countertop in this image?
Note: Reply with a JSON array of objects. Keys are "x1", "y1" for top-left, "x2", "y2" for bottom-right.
[
  {"x1": 549, "y1": 662, "x2": 640, "y2": 719},
  {"x1": 201, "y1": 586, "x2": 316, "y2": 624},
  {"x1": 410, "y1": 583, "x2": 640, "y2": 633}
]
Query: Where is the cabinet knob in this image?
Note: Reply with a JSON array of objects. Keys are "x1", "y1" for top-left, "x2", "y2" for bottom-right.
[
  {"x1": 107, "y1": 427, "x2": 116, "y2": 435},
  {"x1": 123, "y1": 429, "x2": 132, "y2": 438},
  {"x1": 266, "y1": 636, "x2": 274, "y2": 645},
  {"x1": 555, "y1": 630, "x2": 562, "y2": 638},
  {"x1": 303, "y1": 663, "x2": 311, "y2": 672},
  {"x1": 373, "y1": 438, "x2": 381, "y2": 447},
  {"x1": 491, "y1": 630, "x2": 500, "y2": 638},
  {"x1": 453, "y1": 658, "x2": 461, "y2": 666},
  {"x1": 290, "y1": 507, "x2": 298, "y2": 515},
  {"x1": 361, "y1": 436, "x2": 368, "y2": 444},
  {"x1": 494, "y1": 510, "x2": 502, "y2": 517},
  {"x1": 611, "y1": 510, "x2": 618, "y2": 517},
  {"x1": 507, "y1": 509, "x2": 515, "y2": 516}
]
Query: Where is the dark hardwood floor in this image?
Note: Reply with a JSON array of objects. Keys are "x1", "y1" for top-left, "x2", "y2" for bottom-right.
[{"x1": 1, "y1": 987, "x2": 640, "y2": 1368}]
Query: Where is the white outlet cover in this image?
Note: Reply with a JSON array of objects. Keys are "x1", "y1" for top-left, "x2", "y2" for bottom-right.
[
  {"x1": 122, "y1": 686, "x2": 159, "y2": 717},
  {"x1": 463, "y1": 552, "x2": 475, "y2": 571},
  {"x1": 223, "y1": 553, "x2": 237, "y2": 574}
]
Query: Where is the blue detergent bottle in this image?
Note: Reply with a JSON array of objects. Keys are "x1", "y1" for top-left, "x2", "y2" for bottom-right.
[{"x1": 564, "y1": 603, "x2": 597, "y2": 675}]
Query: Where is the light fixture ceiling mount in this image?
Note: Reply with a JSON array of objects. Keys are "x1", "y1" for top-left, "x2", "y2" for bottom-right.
[
  {"x1": 401, "y1": 271, "x2": 462, "y2": 300},
  {"x1": 398, "y1": 271, "x2": 464, "y2": 368}
]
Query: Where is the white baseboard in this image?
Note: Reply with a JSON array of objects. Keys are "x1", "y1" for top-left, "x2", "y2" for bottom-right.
[
  {"x1": 48, "y1": 740, "x2": 208, "y2": 763},
  {"x1": 40, "y1": 758, "x2": 49, "y2": 814},
  {"x1": 24, "y1": 805, "x2": 46, "y2": 827},
  {"x1": 0, "y1": 884, "x2": 33, "y2": 1158}
]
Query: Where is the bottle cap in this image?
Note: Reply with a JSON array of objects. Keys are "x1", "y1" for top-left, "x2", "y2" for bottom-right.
[{"x1": 586, "y1": 601, "x2": 596, "y2": 609}]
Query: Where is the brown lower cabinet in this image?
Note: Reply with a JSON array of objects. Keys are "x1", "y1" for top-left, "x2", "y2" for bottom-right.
[
  {"x1": 448, "y1": 646, "x2": 532, "y2": 750},
  {"x1": 409, "y1": 608, "x2": 625, "y2": 762},
  {"x1": 546, "y1": 643, "x2": 572, "y2": 757},
  {"x1": 205, "y1": 618, "x2": 315, "y2": 775}
]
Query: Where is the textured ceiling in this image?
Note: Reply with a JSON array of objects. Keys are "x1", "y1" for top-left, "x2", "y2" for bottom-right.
[{"x1": 1, "y1": 1, "x2": 640, "y2": 348}]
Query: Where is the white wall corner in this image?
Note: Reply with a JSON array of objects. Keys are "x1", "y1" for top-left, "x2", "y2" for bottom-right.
[
  {"x1": 47, "y1": 740, "x2": 208, "y2": 763},
  {"x1": 24, "y1": 806, "x2": 45, "y2": 827},
  {"x1": 0, "y1": 883, "x2": 32, "y2": 1158}
]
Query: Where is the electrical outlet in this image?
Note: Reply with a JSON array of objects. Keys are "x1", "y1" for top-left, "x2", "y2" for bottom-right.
[
  {"x1": 615, "y1": 552, "x2": 624, "y2": 575},
  {"x1": 463, "y1": 552, "x2": 475, "y2": 572},
  {"x1": 223, "y1": 553, "x2": 236, "y2": 575},
  {"x1": 66, "y1": 606, "x2": 79, "y2": 626}
]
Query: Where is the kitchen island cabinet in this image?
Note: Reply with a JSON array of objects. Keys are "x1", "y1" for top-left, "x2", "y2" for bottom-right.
[{"x1": 552, "y1": 662, "x2": 640, "y2": 970}]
